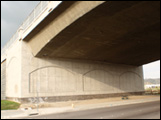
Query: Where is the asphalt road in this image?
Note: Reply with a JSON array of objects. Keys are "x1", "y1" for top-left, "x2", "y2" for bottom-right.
[{"x1": 19, "y1": 101, "x2": 160, "y2": 119}]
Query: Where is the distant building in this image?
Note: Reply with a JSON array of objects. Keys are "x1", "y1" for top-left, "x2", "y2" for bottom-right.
[{"x1": 145, "y1": 84, "x2": 160, "y2": 89}]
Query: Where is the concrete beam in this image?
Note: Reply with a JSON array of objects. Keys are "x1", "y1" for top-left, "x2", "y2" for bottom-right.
[
  {"x1": 24, "y1": 1, "x2": 160, "y2": 66},
  {"x1": 24, "y1": 1, "x2": 105, "y2": 55}
]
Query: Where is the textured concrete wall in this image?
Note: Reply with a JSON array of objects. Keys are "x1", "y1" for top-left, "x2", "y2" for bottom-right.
[
  {"x1": 1, "y1": 60, "x2": 6, "y2": 100},
  {"x1": 21, "y1": 41, "x2": 144, "y2": 99},
  {"x1": 1, "y1": 40, "x2": 145, "y2": 102},
  {"x1": 4, "y1": 40, "x2": 22, "y2": 100}
]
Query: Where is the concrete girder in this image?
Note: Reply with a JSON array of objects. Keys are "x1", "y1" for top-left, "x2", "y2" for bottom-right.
[{"x1": 24, "y1": 1, "x2": 160, "y2": 66}]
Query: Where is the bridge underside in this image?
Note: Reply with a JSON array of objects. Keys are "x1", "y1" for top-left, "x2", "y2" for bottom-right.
[
  {"x1": 3, "y1": 1, "x2": 160, "y2": 103},
  {"x1": 25, "y1": 1, "x2": 160, "y2": 66}
]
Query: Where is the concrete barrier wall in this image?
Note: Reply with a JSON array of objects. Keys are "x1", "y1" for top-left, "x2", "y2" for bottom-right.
[
  {"x1": 20, "y1": 41, "x2": 144, "y2": 99},
  {"x1": 1, "y1": 60, "x2": 6, "y2": 100}
]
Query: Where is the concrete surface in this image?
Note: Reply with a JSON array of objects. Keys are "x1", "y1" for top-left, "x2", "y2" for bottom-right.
[
  {"x1": 1, "y1": 37, "x2": 145, "y2": 101},
  {"x1": 1, "y1": 95, "x2": 160, "y2": 119},
  {"x1": 1, "y1": 60, "x2": 6, "y2": 100},
  {"x1": 1, "y1": 1, "x2": 160, "y2": 102},
  {"x1": 24, "y1": 1, "x2": 160, "y2": 66},
  {"x1": 24, "y1": 1, "x2": 105, "y2": 56},
  {"x1": 19, "y1": 39, "x2": 144, "y2": 102},
  {"x1": 19, "y1": 95, "x2": 160, "y2": 109},
  {"x1": 18, "y1": 101, "x2": 160, "y2": 119}
]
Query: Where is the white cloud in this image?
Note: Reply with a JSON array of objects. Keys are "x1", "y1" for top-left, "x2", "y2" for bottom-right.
[{"x1": 143, "y1": 60, "x2": 160, "y2": 79}]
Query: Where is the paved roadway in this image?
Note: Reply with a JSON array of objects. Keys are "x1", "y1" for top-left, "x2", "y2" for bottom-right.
[{"x1": 18, "y1": 101, "x2": 160, "y2": 119}]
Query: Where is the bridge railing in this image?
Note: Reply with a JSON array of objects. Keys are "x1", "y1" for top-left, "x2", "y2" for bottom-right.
[
  {"x1": 1, "y1": 1, "x2": 49, "y2": 56},
  {"x1": 1, "y1": 31, "x2": 19, "y2": 56},
  {"x1": 22, "y1": 1, "x2": 49, "y2": 31}
]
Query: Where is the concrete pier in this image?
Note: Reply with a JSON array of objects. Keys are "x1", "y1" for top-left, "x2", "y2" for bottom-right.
[{"x1": 1, "y1": 1, "x2": 160, "y2": 103}]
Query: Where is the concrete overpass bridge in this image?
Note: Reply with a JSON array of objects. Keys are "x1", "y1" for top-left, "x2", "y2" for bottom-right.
[{"x1": 1, "y1": 1, "x2": 160, "y2": 103}]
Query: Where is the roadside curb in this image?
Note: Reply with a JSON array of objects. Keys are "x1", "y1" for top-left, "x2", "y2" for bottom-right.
[{"x1": 1, "y1": 97, "x2": 160, "y2": 119}]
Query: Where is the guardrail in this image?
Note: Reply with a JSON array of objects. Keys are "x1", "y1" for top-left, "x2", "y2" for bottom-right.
[
  {"x1": 22, "y1": 1, "x2": 49, "y2": 31},
  {"x1": 1, "y1": 1, "x2": 49, "y2": 56}
]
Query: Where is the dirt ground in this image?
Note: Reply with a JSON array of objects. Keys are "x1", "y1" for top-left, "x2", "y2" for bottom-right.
[{"x1": 20, "y1": 95, "x2": 160, "y2": 109}]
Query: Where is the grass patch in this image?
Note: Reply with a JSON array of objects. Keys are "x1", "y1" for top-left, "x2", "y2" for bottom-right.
[{"x1": 1, "y1": 100, "x2": 20, "y2": 110}]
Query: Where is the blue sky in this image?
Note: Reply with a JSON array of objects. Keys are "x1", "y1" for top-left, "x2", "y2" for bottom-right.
[{"x1": 1, "y1": 1, "x2": 160, "y2": 79}]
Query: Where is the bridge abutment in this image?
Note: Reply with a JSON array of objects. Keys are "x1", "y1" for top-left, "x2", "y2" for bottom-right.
[
  {"x1": 2, "y1": 1, "x2": 159, "y2": 103},
  {"x1": 4, "y1": 41, "x2": 144, "y2": 103}
]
